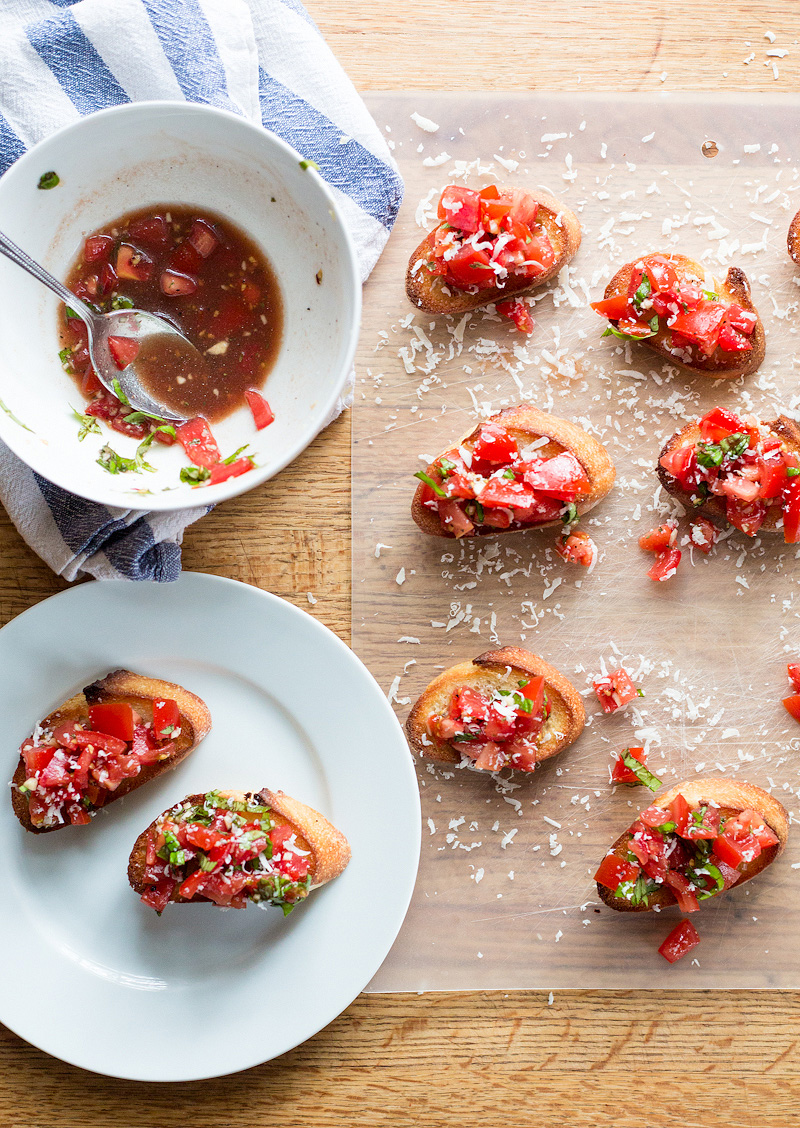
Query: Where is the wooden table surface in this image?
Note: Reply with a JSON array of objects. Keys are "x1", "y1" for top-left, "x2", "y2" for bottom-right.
[{"x1": 2, "y1": 2, "x2": 800, "y2": 1124}]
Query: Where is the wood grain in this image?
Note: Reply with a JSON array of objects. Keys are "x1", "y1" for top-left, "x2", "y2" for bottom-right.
[{"x1": 2, "y1": 2, "x2": 800, "y2": 1123}]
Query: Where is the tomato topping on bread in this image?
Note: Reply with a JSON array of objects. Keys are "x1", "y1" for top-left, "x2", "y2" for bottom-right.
[
  {"x1": 128, "y1": 789, "x2": 350, "y2": 914},
  {"x1": 595, "y1": 779, "x2": 787, "y2": 914},
  {"x1": 657, "y1": 407, "x2": 800, "y2": 543},
  {"x1": 411, "y1": 405, "x2": 615, "y2": 539},
  {"x1": 592, "y1": 252, "x2": 764, "y2": 378},
  {"x1": 10, "y1": 670, "x2": 211, "y2": 833},
  {"x1": 406, "y1": 184, "x2": 581, "y2": 319},
  {"x1": 406, "y1": 648, "x2": 585, "y2": 774}
]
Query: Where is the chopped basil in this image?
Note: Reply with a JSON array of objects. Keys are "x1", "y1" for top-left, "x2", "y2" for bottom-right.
[
  {"x1": 111, "y1": 294, "x2": 134, "y2": 310},
  {"x1": 562, "y1": 502, "x2": 579, "y2": 525},
  {"x1": 502, "y1": 468, "x2": 516, "y2": 480},
  {"x1": 694, "y1": 860, "x2": 725, "y2": 898},
  {"x1": 656, "y1": 820, "x2": 676, "y2": 834},
  {"x1": 788, "y1": 467, "x2": 800, "y2": 478},
  {"x1": 649, "y1": 314, "x2": 659, "y2": 332},
  {"x1": 452, "y1": 732, "x2": 479, "y2": 742},
  {"x1": 474, "y1": 501, "x2": 484, "y2": 522},
  {"x1": 602, "y1": 324, "x2": 655, "y2": 342},
  {"x1": 97, "y1": 443, "x2": 154, "y2": 475},
  {"x1": 414, "y1": 469, "x2": 447, "y2": 498},
  {"x1": 518, "y1": 678, "x2": 529, "y2": 688},
  {"x1": 65, "y1": 306, "x2": 81, "y2": 321},
  {"x1": 59, "y1": 347, "x2": 74, "y2": 372},
  {"x1": 299, "y1": 159, "x2": 320, "y2": 171},
  {"x1": 696, "y1": 432, "x2": 749, "y2": 468},
  {"x1": 636, "y1": 687, "x2": 645, "y2": 698},
  {"x1": 619, "y1": 749, "x2": 662, "y2": 792},
  {"x1": 180, "y1": 465, "x2": 211, "y2": 485},
  {"x1": 439, "y1": 457, "x2": 457, "y2": 477},
  {"x1": 702, "y1": 289, "x2": 719, "y2": 300},
  {"x1": 198, "y1": 855, "x2": 216, "y2": 873},
  {"x1": 111, "y1": 378, "x2": 130, "y2": 405},
  {"x1": 71, "y1": 407, "x2": 101, "y2": 441},
  {"x1": 222, "y1": 444, "x2": 251, "y2": 466},
  {"x1": 37, "y1": 170, "x2": 60, "y2": 190},
  {"x1": 632, "y1": 273, "x2": 651, "y2": 311}
]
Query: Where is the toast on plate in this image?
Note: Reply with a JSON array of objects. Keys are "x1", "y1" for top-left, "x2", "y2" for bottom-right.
[
  {"x1": 128, "y1": 788, "x2": 351, "y2": 913},
  {"x1": 406, "y1": 184, "x2": 581, "y2": 319},
  {"x1": 406, "y1": 647, "x2": 585, "y2": 773},
  {"x1": 411, "y1": 405, "x2": 615, "y2": 539},
  {"x1": 11, "y1": 669, "x2": 211, "y2": 833},
  {"x1": 592, "y1": 252, "x2": 764, "y2": 378},
  {"x1": 595, "y1": 777, "x2": 787, "y2": 913},
  {"x1": 657, "y1": 405, "x2": 800, "y2": 542}
]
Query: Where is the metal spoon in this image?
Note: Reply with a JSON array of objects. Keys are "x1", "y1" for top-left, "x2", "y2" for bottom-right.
[{"x1": 0, "y1": 228, "x2": 207, "y2": 423}]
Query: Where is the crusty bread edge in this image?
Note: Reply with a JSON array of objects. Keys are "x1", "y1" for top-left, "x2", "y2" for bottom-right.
[
  {"x1": 12, "y1": 669, "x2": 212, "y2": 834},
  {"x1": 406, "y1": 186, "x2": 581, "y2": 316},
  {"x1": 596, "y1": 777, "x2": 788, "y2": 913},
  {"x1": 788, "y1": 209, "x2": 800, "y2": 264},
  {"x1": 405, "y1": 646, "x2": 585, "y2": 772},
  {"x1": 128, "y1": 788, "x2": 350, "y2": 905},
  {"x1": 601, "y1": 253, "x2": 765, "y2": 379},
  {"x1": 411, "y1": 404, "x2": 616, "y2": 538}
]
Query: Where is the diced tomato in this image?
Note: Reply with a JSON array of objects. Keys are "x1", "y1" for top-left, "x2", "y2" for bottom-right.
[
  {"x1": 67, "y1": 805, "x2": 92, "y2": 826},
  {"x1": 523, "y1": 452, "x2": 590, "y2": 499},
  {"x1": 690, "y1": 516, "x2": 717, "y2": 554},
  {"x1": 437, "y1": 499, "x2": 475, "y2": 537},
  {"x1": 591, "y1": 294, "x2": 630, "y2": 320},
  {"x1": 81, "y1": 367, "x2": 103, "y2": 397},
  {"x1": 717, "y1": 324, "x2": 752, "y2": 353},
  {"x1": 639, "y1": 522, "x2": 677, "y2": 553},
  {"x1": 668, "y1": 793, "x2": 691, "y2": 838},
  {"x1": 214, "y1": 295, "x2": 249, "y2": 336},
  {"x1": 594, "y1": 854, "x2": 639, "y2": 891},
  {"x1": 639, "y1": 804, "x2": 670, "y2": 828},
  {"x1": 783, "y1": 477, "x2": 800, "y2": 544},
  {"x1": 71, "y1": 745, "x2": 95, "y2": 792},
  {"x1": 96, "y1": 261, "x2": 118, "y2": 297},
  {"x1": 788, "y1": 664, "x2": 800, "y2": 692},
  {"x1": 150, "y1": 699, "x2": 179, "y2": 740},
  {"x1": 242, "y1": 282, "x2": 261, "y2": 307},
  {"x1": 664, "y1": 869, "x2": 699, "y2": 913},
  {"x1": 593, "y1": 668, "x2": 638, "y2": 713},
  {"x1": 38, "y1": 749, "x2": 72, "y2": 788},
  {"x1": 168, "y1": 240, "x2": 203, "y2": 275},
  {"x1": 208, "y1": 458, "x2": 253, "y2": 486},
  {"x1": 479, "y1": 507, "x2": 512, "y2": 529},
  {"x1": 187, "y1": 219, "x2": 219, "y2": 259},
  {"x1": 176, "y1": 416, "x2": 221, "y2": 467},
  {"x1": 658, "y1": 919, "x2": 700, "y2": 964},
  {"x1": 141, "y1": 881, "x2": 175, "y2": 912},
  {"x1": 728, "y1": 809, "x2": 778, "y2": 849},
  {"x1": 726, "y1": 498, "x2": 766, "y2": 537},
  {"x1": 21, "y1": 744, "x2": 56, "y2": 775},
  {"x1": 74, "y1": 728, "x2": 128, "y2": 756},
  {"x1": 128, "y1": 215, "x2": 169, "y2": 248},
  {"x1": 116, "y1": 243, "x2": 154, "y2": 282},
  {"x1": 725, "y1": 304, "x2": 757, "y2": 334},
  {"x1": 107, "y1": 336, "x2": 139, "y2": 370},
  {"x1": 659, "y1": 444, "x2": 697, "y2": 489},
  {"x1": 84, "y1": 235, "x2": 114, "y2": 263},
  {"x1": 713, "y1": 856, "x2": 742, "y2": 889},
  {"x1": 177, "y1": 870, "x2": 207, "y2": 900},
  {"x1": 669, "y1": 303, "x2": 727, "y2": 356},
  {"x1": 88, "y1": 702, "x2": 136, "y2": 742},
  {"x1": 52, "y1": 721, "x2": 82, "y2": 750},
  {"x1": 496, "y1": 298, "x2": 534, "y2": 335},
  {"x1": 478, "y1": 185, "x2": 512, "y2": 233},
  {"x1": 712, "y1": 833, "x2": 751, "y2": 869},
  {"x1": 478, "y1": 477, "x2": 535, "y2": 509},
  {"x1": 684, "y1": 805, "x2": 721, "y2": 840},
  {"x1": 244, "y1": 388, "x2": 274, "y2": 430},
  {"x1": 160, "y1": 270, "x2": 198, "y2": 297},
  {"x1": 437, "y1": 186, "x2": 481, "y2": 234},
  {"x1": 556, "y1": 528, "x2": 596, "y2": 566},
  {"x1": 185, "y1": 824, "x2": 226, "y2": 852},
  {"x1": 445, "y1": 243, "x2": 497, "y2": 289},
  {"x1": 470, "y1": 426, "x2": 517, "y2": 469},
  {"x1": 611, "y1": 746, "x2": 646, "y2": 784},
  {"x1": 758, "y1": 454, "x2": 787, "y2": 500},
  {"x1": 644, "y1": 254, "x2": 679, "y2": 292},
  {"x1": 519, "y1": 675, "x2": 545, "y2": 714},
  {"x1": 647, "y1": 546, "x2": 681, "y2": 582}
]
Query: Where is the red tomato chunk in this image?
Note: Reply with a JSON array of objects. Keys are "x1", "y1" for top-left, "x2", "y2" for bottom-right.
[
  {"x1": 593, "y1": 668, "x2": 638, "y2": 713},
  {"x1": 658, "y1": 920, "x2": 700, "y2": 964}
]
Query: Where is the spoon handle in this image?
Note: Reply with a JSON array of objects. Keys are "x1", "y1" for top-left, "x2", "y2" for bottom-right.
[{"x1": 0, "y1": 228, "x2": 96, "y2": 323}]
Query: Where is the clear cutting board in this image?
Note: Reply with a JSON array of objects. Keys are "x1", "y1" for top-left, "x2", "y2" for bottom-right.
[{"x1": 354, "y1": 92, "x2": 800, "y2": 990}]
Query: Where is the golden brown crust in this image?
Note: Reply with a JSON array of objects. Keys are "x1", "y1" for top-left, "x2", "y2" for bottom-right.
[
  {"x1": 12, "y1": 669, "x2": 212, "y2": 834},
  {"x1": 597, "y1": 777, "x2": 788, "y2": 913},
  {"x1": 601, "y1": 252, "x2": 765, "y2": 378},
  {"x1": 788, "y1": 209, "x2": 800, "y2": 264},
  {"x1": 411, "y1": 405, "x2": 616, "y2": 538},
  {"x1": 405, "y1": 187, "x2": 581, "y2": 316},
  {"x1": 657, "y1": 414, "x2": 800, "y2": 533},
  {"x1": 405, "y1": 646, "x2": 585, "y2": 771},
  {"x1": 127, "y1": 789, "x2": 351, "y2": 905}
]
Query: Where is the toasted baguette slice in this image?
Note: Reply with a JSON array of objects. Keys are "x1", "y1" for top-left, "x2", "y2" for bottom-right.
[
  {"x1": 11, "y1": 669, "x2": 212, "y2": 834},
  {"x1": 128, "y1": 789, "x2": 351, "y2": 909},
  {"x1": 411, "y1": 405, "x2": 615, "y2": 538},
  {"x1": 406, "y1": 186, "x2": 581, "y2": 316},
  {"x1": 600, "y1": 252, "x2": 764, "y2": 378},
  {"x1": 597, "y1": 778, "x2": 788, "y2": 913},
  {"x1": 788, "y1": 209, "x2": 800, "y2": 263},
  {"x1": 657, "y1": 413, "x2": 800, "y2": 534},
  {"x1": 406, "y1": 647, "x2": 585, "y2": 772}
]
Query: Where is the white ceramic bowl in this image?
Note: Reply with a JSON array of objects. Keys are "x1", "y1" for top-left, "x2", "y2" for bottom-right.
[{"x1": 0, "y1": 102, "x2": 360, "y2": 510}]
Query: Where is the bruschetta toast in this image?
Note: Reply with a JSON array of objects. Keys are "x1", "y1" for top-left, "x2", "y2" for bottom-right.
[
  {"x1": 406, "y1": 647, "x2": 585, "y2": 773},
  {"x1": 128, "y1": 788, "x2": 351, "y2": 914},
  {"x1": 411, "y1": 405, "x2": 615, "y2": 539},
  {"x1": 11, "y1": 670, "x2": 211, "y2": 833},
  {"x1": 595, "y1": 778, "x2": 787, "y2": 913},
  {"x1": 406, "y1": 184, "x2": 580, "y2": 324},
  {"x1": 657, "y1": 405, "x2": 800, "y2": 543},
  {"x1": 592, "y1": 252, "x2": 764, "y2": 378},
  {"x1": 788, "y1": 209, "x2": 800, "y2": 264}
]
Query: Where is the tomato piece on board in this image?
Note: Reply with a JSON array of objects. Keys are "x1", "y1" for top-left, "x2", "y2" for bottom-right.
[
  {"x1": 84, "y1": 235, "x2": 114, "y2": 263},
  {"x1": 594, "y1": 854, "x2": 639, "y2": 891},
  {"x1": 556, "y1": 529, "x2": 596, "y2": 566},
  {"x1": 782, "y1": 694, "x2": 800, "y2": 723},
  {"x1": 88, "y1": 702, "x2": 136, "y2": 742},
  {"x1": 208, "y1": 458, "x2": 254, "y2": 486},
  {"x1": 593, "y1": 668, "x2": 638, "y2": 713},
  {"x1": 437, "y1": 186, "x2": 481, "y2": 233},
  {"x1": 244, "y1": 388, "x2": 275, "y2": 430},
  {"x1": 639, "y1": 523, "x2": 677, "y2": 553},
  {"x1": 788, "y1": 664, "x2": 800, "y2": 692},
  {"x1": 116, "y1": 243, "x2": 154, "y2": 282},
  {"x1": 107, "y1": 336, "x2": 140, "y2": 370},
  {"x1": 471, "y1": 424, "x2": 519, "y2": 467},
  {"x1": 647, "y1": 546, "x2": 681, "y2": 582},
  {"x1": 160, "y1": 270, "x2": 198, "y2": 297},
  {"x1": 152, "y1": 698, "x2": 180, "y2": 738},
  {"x1": 176, "y1": 417, "x2": 221, "y2": 468},
  {"x1": 495, "y1": 298, "x2": 534, "y2": 334},
  {"x1": 658, "y1": 919, "x2": 700, "y2": 964},
  {"x1": 611, "y1": 746, "x2": 646, "y2": 784}
]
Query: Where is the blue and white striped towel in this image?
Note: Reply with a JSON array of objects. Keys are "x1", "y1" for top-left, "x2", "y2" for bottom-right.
[{"x1": 0, "y1": 0, "x2": 402, "y2": 582}]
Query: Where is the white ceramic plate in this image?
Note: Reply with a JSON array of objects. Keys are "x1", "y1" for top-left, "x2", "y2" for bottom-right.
[
  {"x1": 0, "y1": 102, "x2": 360, "y2": 509},
  {"x1": 0, "y1": 574, "x2": 420, "y2": 1080}
]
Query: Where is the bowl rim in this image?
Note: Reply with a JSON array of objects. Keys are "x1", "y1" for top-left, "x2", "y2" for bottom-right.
[{"x1": 0, "y1": 100, "x2": 361, "y2": 512}]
